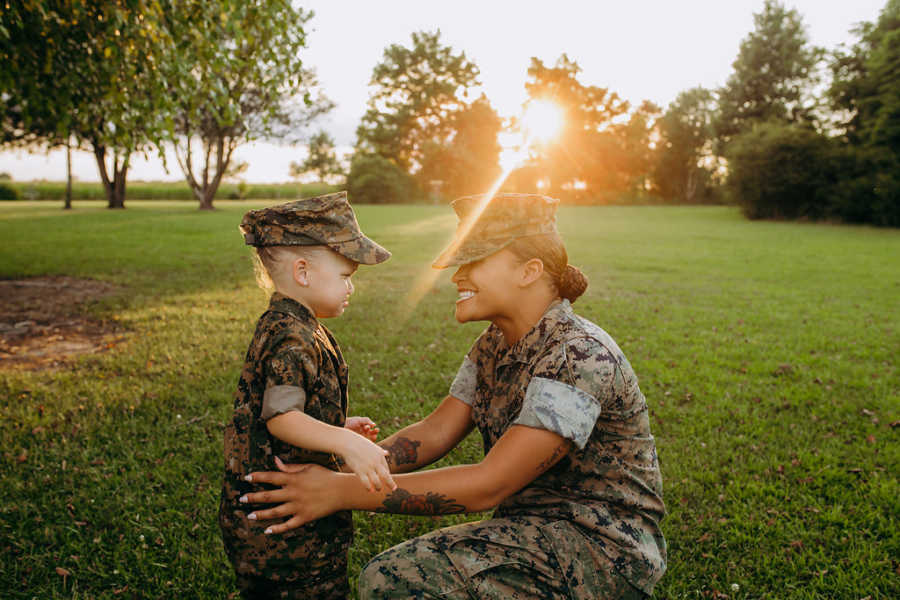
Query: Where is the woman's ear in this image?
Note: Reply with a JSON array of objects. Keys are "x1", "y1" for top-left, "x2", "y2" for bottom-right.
[
  {"x1": 519, "y1": 257, "x2": 545, "y2": 287},
  {"x1": 292, "y1": 257, "x2": 310, "y2": 286}
]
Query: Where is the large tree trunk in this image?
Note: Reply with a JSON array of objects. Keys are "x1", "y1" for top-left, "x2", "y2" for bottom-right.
[
  {"x1": 198, "y1": 187, "x2": 216, "y2": 210},
  {"x1": 64, "y1": 135, "x2": 73, "y2": 210},
  {"x1": 93, "y1": 144, "x2": 130, "y2": 209}
]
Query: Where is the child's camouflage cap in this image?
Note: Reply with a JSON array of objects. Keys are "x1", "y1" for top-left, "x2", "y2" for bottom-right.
[
  {"x1": 432, "y1": 193, "x2": 559, "y2": 268},
  {"x1": 240, "y1": 191, "x2": 390, "y2": 265}
]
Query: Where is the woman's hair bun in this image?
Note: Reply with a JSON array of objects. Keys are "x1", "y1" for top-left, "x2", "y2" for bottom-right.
[{"x1": 558, "y1": 264, "x2": 588, "y2": 303}]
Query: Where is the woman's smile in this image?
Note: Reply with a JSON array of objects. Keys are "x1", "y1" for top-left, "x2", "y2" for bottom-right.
[{"x1": 456, "y1": 289, "x2": 476, "y2": 303}]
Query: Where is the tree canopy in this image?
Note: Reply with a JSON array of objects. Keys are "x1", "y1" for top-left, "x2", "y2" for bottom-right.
[
  {"x1": 351, "y1": 30, "x2": 498, "y2": 201},
  {"x1": 1, "y1": 1, "x2": 178, "y2": 207},
  {"x1": 714, "y1": 0, "x2": 823, "y2": 144},
  {"x1": 356, "y1": 30, "x2": 480, "y2": 173},
  {"x1": 166, "y1": 0, "x2": 330, "y2": 209},
  {"x1": 1, "y1": 0, "x2": 327, "y2": 209},
  {"x1": 291, "y1": 130, "x2": 344, "y2": 183},
  {"x1": 655, "y1": 87, "x2": 717, "y2": 203}
]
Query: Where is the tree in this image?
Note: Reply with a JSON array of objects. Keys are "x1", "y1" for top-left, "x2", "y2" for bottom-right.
[
  {"x1": 290, "y1": 130, "x2": 344, "y2": 183},
  {"x1": 715, "y1": 0, "x2": 823, "y2": 145},
  {"x1": 828, "y1": 0, "x2": 900, "y2": 226},
  {"x1": 614, "y1": 100, "x2": 662, "y2": 196},
  {"x1": 166, "y1": 1, "x2": 332, "y2": 210},
  {"x1": 417, "y1": 94, "x2": 503, "y2": 199},
  {"x1": 1, "y1": 1, "x2": 177, "y2": 209},
  {"x1": 355, "y1": 30, "x2": 480, "y2": 176},
  {"x1": 522, "y1": 55, "x2": 630, "y2": 200},
  {"x1": 654, "y1": 87, "x2": 718, "y2": 202}
]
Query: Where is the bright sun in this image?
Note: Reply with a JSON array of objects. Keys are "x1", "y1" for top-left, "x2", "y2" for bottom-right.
[{"x1": 521, "y1": 99, "x2": 564, "y2": 144}]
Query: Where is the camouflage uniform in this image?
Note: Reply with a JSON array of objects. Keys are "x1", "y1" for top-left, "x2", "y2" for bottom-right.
[
  {"x1": 221, "y1": 192, "x2": 389, "y2": 599},
  {"x1": 362, "y1": 194, "x2": 665, "y2": 599}
]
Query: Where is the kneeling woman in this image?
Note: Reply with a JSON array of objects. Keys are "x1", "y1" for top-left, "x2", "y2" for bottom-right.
[{"x1": 242, "y1": 193, "x2": 667, "y2": 599}]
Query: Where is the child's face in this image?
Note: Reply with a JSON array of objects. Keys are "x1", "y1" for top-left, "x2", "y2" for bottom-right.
[{"x1": 297, "y1": 249, "x2": 358, "y2": 318}]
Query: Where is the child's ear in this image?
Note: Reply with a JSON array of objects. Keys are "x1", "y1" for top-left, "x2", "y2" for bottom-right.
[
  {"x1": 292, "y1": 258, "x2": 310, "y2": 286},
  {"x1": 519, "y1": 257, "x2": 545, "y2": 287}
]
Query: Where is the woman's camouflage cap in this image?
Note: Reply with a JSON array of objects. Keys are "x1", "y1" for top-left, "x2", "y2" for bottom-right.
[
  {"x1": 240, "y1": 191, "x2": 390, "y2": 265},
  {"x1": 432, "y1": 193, "x2": 559, "y2": 268}
]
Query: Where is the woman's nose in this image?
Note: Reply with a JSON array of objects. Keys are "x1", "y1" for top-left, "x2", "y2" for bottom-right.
[
  {"x1": 347, "y1": 279, "x2": 354, "y2": 294},
  {"x1": 451, "y1": 265, "x2": 467, "y2": 283}
]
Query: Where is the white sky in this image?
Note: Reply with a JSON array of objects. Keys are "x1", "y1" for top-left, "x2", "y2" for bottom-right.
[{"x1": 1, "y1": 0, "x2": 887, "y2": 183}]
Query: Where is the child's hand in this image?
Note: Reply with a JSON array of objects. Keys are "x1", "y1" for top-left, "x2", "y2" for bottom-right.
[
  {"x1": 339, "y1": 430, "x2": 396, "y2": 493},
  {"x1": 345, "y1": 416, "x2": 379, "y2": 442}
]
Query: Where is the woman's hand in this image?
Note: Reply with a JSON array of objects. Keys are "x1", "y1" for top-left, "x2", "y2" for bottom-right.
[
  {"x1": 240, "y1": 460, "x2": 343, "y2": 534},
  {"x1": 345, "y1": 416, "x2": 379, "y2": 442}
]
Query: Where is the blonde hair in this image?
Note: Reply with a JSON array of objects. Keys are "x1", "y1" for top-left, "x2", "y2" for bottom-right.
[
  {"x1": 506, "y1": 233, "x2": 589, "y2": 303},
  {"x1": 250, "y1": 245, "x2": 329, "y2": 292}
]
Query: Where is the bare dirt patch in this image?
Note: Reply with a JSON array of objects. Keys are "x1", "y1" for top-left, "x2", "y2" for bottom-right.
[{"x1": 0, "y1": 276, "x2": 127, "y2": 370}]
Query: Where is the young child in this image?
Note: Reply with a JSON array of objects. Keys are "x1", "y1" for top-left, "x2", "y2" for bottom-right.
[{"x1": 219, "y1": 191, "x2": 395, "y2": 599}]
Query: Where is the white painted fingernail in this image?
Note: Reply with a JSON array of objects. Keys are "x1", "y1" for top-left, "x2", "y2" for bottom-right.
[
  {"x1": 264, "y1": 527, "x2": 272, "y2": 535},
  {"x1": 239, "y1": 495, "x2": 248, "y2": 504},
  {"x1": 244, "y1": 474, "x2": 253, "y2": 482},
  {"x1": 247, "y1": 513, "x2": 257, "y2": 520}
]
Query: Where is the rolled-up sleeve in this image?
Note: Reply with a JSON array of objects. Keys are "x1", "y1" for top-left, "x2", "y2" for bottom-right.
[
  {"x1": 514, "y1": 377, "x2": 601, "y2": 449},
  {"x1": 261, "y1": 385, "x2": 307, "y2": 420},
  {"x1": 262, "y1": 344, "x2": 317, "y2": 420},
  {"x1": 449, "y1": 356, "x2": 477, "y2": 405}
]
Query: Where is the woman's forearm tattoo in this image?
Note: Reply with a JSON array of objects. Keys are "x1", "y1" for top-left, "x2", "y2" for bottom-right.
[
  {"x1": 536, "y1": 442, "x2": 570, "y2": 473},
  {"x1": 377, "y1": 488, "x2": 465, "y2": 515},
  {"x1": 384, "y1": 437, "x2": 421, "y2": 468}
]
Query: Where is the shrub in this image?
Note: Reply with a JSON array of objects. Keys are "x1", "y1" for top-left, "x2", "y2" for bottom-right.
[
  {"x1": 725, "y1": 122, "x2": 837, "y2": 220},
  {"x1": 0, "y1": 182, "x2": 20, "y2": 200},
  {"x1": 725, "y1": 122, "x2": 900, "y2": 226},
  {"x1": 830, "y1": 149, "x2": 900, "y2": 227},
  {"x1": 346, "y1": 154, "x2": 421, "y2": 204}
]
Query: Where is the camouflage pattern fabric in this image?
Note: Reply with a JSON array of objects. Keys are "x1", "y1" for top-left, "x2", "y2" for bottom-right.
[
  {"x1": 461, "y1": 299, "x2": 666, "y2": 595},
  {"x1": 220, "y1": 293, "x2": 353, "y2": 599},
  {"x1": 367, "y1": 299, "x2": 665, "y2": 598},
  {"x1": 359, "y1": 516, "x2": 648, "y2": 599},
  {"x1": 240, "y1": 191, "x2": 390, "y2": 265},
  {"x1": 432, "y1": 193, "x2": 559, "y2": 268}
]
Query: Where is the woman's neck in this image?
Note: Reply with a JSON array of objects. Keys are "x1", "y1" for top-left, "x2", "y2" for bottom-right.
[{"x1": 494, "y1": 293, "x2": 560, "y2": 345}]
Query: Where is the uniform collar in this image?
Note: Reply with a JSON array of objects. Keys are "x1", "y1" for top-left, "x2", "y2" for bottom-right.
[
  {"x1": 496, "y1": 299, "x2": 572, "y2": 366},
  {"x1": 268, "y1": 292, "x2": 319, "y2": 331}
]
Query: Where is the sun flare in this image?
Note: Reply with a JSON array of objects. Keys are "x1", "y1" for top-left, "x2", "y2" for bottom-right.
[
  {"x1": 399, "y1": 101, "x2": 565, "y2": 321},
  {"x1": 521, "y1": 99, "x2": 564, "y2": 144}
]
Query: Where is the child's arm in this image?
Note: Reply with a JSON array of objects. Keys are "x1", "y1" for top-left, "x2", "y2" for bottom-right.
[{"x1": 266, "y1": 411, "x2": 395, "y2": 493}]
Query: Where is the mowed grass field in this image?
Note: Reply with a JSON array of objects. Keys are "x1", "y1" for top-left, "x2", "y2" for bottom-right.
[{"x1": 0, "y1": 201, "x2": 897, "y2": 599}]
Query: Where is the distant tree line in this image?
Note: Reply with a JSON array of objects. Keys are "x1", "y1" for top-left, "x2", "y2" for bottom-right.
[{"x1": 2, "y1": 1, "x2": 897, "y2": 225}]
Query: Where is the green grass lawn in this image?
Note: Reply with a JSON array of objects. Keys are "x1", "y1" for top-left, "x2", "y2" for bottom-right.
[{"x1": 1, "y1": 201, "x2": 897, "y2": 599}]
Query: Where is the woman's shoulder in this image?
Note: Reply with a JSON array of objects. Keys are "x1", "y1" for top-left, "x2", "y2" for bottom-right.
[
  {"x1": 541, "y1": 310, "x2": 639, "y2": 385},
  {"x1": 549, "y1": 309, "x2": 622, "y2": 359}
]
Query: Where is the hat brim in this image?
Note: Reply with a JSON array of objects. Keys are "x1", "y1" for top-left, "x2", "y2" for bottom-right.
[
  {"x1": 329, "y1": 234, "x2": 391, "y2": 265},
  {"x1": 431, "y1": 238, "x2": 512, "y2": 269}
]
